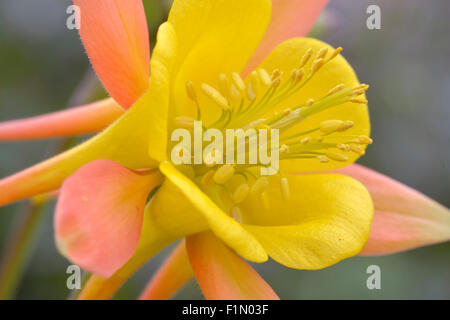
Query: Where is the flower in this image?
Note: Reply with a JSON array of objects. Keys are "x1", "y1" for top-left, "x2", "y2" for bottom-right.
[{"x1": 0, "y1": 0, "x2": 448, "y2": 300}]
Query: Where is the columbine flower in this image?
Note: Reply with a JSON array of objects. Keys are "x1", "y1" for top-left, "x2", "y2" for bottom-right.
[{"x1": 0, "y1": 0, "x2": 448, "y2": 300}]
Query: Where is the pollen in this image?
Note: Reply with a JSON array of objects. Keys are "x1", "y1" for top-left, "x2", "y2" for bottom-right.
[
  {"x1": 326, "y1": 151, "x2": 349, "y2": 162},
  {"x1": 231, "y1": 72, "x2": 246, "y2": 92}
]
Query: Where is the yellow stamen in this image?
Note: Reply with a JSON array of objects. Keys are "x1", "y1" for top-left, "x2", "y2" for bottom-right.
[
  {"x1": 299, "y1": 48, "x2": 313, "y2": 67},
  {"x1": 329, "y1": 47, "x2": 343, "y2": 60},
  {"x1": 326, "y1": 83, "x2": 346, "y2": 96},
  {"x1": 306, "y1": 98, "x2": 315, "y2": 106},
  {"x1": 337, "y1": 120, "x2": 354, "y2": 132},
  {"x1": 201, "y1": 170, "x2": 215, "y2": 186},
  {"x1": 232, "y1": 183, "x2": 250, "y2": 204},
  {"x1": 355, "y1": 135, "x2": 373, "y2": 144},
  {"x1": 349, "y1": 145, "x2": 366, "y2": 155},
  {"x1": 201, "y1": 83, "x2": 230, "y2": 110},
  {"x1": 185, "y1": 81, "x2": 197, "y2": 102},
  {"x1": 317, "y1": 155, "x2": 329, "y2": 163},
  {"x1": 231, "y1": 72, "x2": 246, "y2": 92},
  {"x1": 251, "y1": 177, "x2": 269, "y2": 195},
  {"x1": 311, "y1": 58, "x2": 324, "y2": 73},
  {"x1": 258, "y1": 68, "x2": 272, "y2": 86},
  {"x1": 316, "y1": 47, "x2": 328, "y2": 59},
  {"x1": 213, "y1": 164, "x2": 235, "y2": 184},
  {"x1": 250, "y1": 71, "x2": 260, "y2": 96},
  {"x1": 320, "y1": 120, "x2": 344, "y2": 133},
  {"x1": 326, "y1": 151, "x2": 349, "y2": 162}
]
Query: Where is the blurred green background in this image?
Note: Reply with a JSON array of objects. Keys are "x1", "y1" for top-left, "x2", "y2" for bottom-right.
[{"x1": 0, "y1": 0, "x2": 449, "y2": 299}]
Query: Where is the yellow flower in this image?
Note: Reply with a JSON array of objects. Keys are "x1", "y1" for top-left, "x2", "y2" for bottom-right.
[{"x1": 0, "y1": 0, "x2": 376, "y2": 299}]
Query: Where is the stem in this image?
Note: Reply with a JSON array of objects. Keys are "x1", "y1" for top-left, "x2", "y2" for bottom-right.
[{"x1": 0, "y1": 200, "x2": 47, "y2": 299}]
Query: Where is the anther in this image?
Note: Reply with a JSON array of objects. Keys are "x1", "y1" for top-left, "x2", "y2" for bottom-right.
[
  {"x1": 329, "y1": 47, "x2": 343, "y2": 60},
  {"x1": 280, "y1": 177, "x2": 290, "y2": 200},
  {"x1": 349, "y1": 145, "x2": 366, "y2": 155},
  {"x1": 258, "y1": 68, "x2": 272, "y2": 86},
  {"x1": 350, "y1": 98, "x2": 368, "y2": 104},
  {"x1": 213, "y1": 164, "x2": 235, "y2": 184},
  {"x1": 201, "y1": 170, "x2": 215, "y2": 186},
  {"x1": 306, "y1": 98, "x2": 315, "y2": 106},
  {"x1": 317, "y1": 155, "x2": 330, "y2": 163},
  {"x1": 355, "y1": 135, "x2": 373, "y2": 144},
  {"x1": 352, "y1": 84, "x2": 369, "y2": 95},
  {"x1": 301, "y1": 137, "x2": 311, "y2": 144},
  {"x1": 299, "y1": 48, "x2": 313, "y2": 67},
  {"x1": 337, "y1": 143, "x2": 350, "y2": 152},
  {"x1": 326, "y1": 151, "x2": 349, "y2": 162},
  {"x1": 186, "y1": 81, "x2": 197, "y2": 102},
  {"x1": 326, "y1": 83, "x2": 346, "y2": 96},
  {"x1": 316, "y1": 47, "x2": 328, "y2": 59},
  {"x1": 251, "y1": 177, "x2": 269, "y2": 195},
  {"x1": 320, "y1": 120, "x2": 344, "y2": 133},
  {"x1": 311, "y1": 58, "x2": 324, "y2": 73},
  {"x1": 271, "y1": 69, "x2": 281, "y2": 81},
  {"x1": 337, "y1": 120, "x2": 354, "y2": 132},
  {"x1": 247, "y1": 84, "x2": 256, "y2": 101},
  {"x1": 231, "y1": 72, "x2": 246, "y2": 92},
  {"x1": 218, "y1": 73, "x2": 230, "y2": 97},
  {"x1": 280, "y1": 144, "x2": 290, "y2": 153},
  {"x1": 232, "y1": 183, "x2": 250, "y2": 204},
  {"x1": 201, "y1": 83, "x2": 230, "y2": 110}
]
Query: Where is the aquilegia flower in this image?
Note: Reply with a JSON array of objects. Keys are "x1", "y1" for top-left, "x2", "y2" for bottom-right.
[{"x1": 0, "y1": 0, "x2": 448, "y2": 300}]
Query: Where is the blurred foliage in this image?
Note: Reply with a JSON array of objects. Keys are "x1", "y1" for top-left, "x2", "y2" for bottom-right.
[{"x1": 0, "y1": 0, "x2": 448, "y2": 299}]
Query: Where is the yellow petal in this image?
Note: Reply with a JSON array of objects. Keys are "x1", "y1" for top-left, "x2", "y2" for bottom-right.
[
  {"x1": 256, "y1": 37, "x2": 370, "y2": 172},
  {"x1": 239, "y1": 173, "x2": 373, "y2": 269},
  {"x1": 146, "y1": 22, "x2": 177, "y2": 162},
  {"x1": 78, "y1": 203, "x2": 177, "y2": 300},
  {"x1": 157, "y1": 161, "x2": 267, "y2": 263},
  {"x1": 168, "y1": 0, "x2": 272, "y2": 123},
  {"x1": 0, "y1": 23, "x2": 177, "y2": 205}
]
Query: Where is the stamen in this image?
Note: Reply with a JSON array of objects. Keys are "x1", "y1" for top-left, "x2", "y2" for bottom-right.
[
  {"x1": 201, "y1": 170, "x2": 215, "y2": 186},
  {"x1": 337, "y1": 120, "x2": 354, "y2": 132},
  {"x1": 317, "y1": 155, "x2": 329, "y2": 163},
  {"x1": 326, "y1": 151, "x2": 349, "y2": 162},
  {"x1": 355, "y1": 135, "x2": 373, "y2": 144},
  {"x1": 251, "y1": 177, "x2": 269, "y2": 196},
  {"x1": 311, "y1": 58, "x2": 324, "y2": 73},
  {"x1": 258, "y1": 68, "x2": 272, "y2": 86},
  {"x1": 186, "y1": 81, "x2": 197, "y2": 102},
  {"x1": 306, "y1": 98, "x2": 315, "y2": 106},
  {"x1": 201, "y1": 83, "x2": 230, "y2": 110},
  {"x1": 250, "y1": 71, "x2": 260, "y2": 96},
  {"x1": 231, "y1": 72, "x2": 246, "y2": 92},
  {"x1": 320, "y1": 120, "x2": 345, "y2": 134},
  {"x1": 213, "y1": 164, "x2": 235, "y2": 184},
  {"x1": 232, "y1": 183, "x2": 250, "y2": 204},
  {"x1": 349, "y1": 145, "x2": 366, "y2": 155},
  {"x1": 299, "y1": 48, "x2": 313, "y2": 68},
  {"x1": 329, "y1": 47, "x2": 343, "y2": 60},
  {"x1": 316, "y1": 47, "x2": 328, "y2": 59},
  {"x1": 326, "y1": 83, "x2": 346, "y2": 97},
  {"x1": 350, "y1": 98, "x2": 368, "y2": 104},
  {"x1": 271, "y1": 69, "x2": 282, "y2": 81},
  {"x1": 218, "y1": 73, "x2": 230, "y2": 98}
]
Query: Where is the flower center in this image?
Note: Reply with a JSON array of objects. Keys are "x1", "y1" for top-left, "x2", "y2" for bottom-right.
[{"x1": 171, "y1": 46, "x2": 372, "y2": 217}]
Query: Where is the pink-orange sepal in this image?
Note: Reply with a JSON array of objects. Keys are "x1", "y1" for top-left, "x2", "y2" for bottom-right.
[
  {"x1": 186, "y1": 231, "x2": 279, "y2": 300},
  {"x1": 336, "y1": 164, "x2": 450, "y2": 255},
  {"x1": 73, "y1": 0, "x2": 150, "y2": 108},
  {"x1": 55, "y1": 159, "x2": 162, "y2": 277},
  {"x1": 139, "y1": 240, "x2": 193, "y2": 300},
  {"x1": 0, "y1": 99, "x2": 123, "y2": 141},
  {"x1": 244, "y1": 0, "x2": 328, "y2": 75}
]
